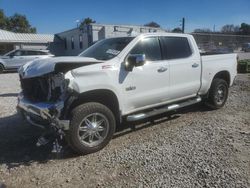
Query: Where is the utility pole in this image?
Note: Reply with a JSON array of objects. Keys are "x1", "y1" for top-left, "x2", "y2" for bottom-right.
[{"x1": 181, "y1": 17, "x2": 185, "y2": 33}]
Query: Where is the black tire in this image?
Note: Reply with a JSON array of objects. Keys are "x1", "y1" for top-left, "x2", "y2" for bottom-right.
[
  {"x1": 0, "y1": 64, "x2": 4, "y2": 73},
  {"x1": 205, "y1": 78, "x2": 229, "y2": 110},
  {"x1": 67, "y1": 102, "x2": 116, "y2": 155}
]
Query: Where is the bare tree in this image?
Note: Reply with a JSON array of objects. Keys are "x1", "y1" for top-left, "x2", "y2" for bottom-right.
[{"x1": 221, "y1": 24, "x2": 239, "y2": 34}]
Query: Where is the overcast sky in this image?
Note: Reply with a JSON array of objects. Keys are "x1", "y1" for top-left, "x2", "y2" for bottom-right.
[{"x1": 1, "y1": 0, "x2": 249, "y2": 34}]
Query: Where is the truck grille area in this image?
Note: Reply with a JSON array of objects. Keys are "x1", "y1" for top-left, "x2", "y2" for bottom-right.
[
  {"x1": 21, "y1": 77, "x2": 48, "y2": 102},
  {"x1": 20, "y1": 73, "x2": 68, "y2": 102}
]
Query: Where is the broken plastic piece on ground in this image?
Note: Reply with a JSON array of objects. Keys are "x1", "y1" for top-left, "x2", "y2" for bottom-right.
[
  {"x1": 36, "y1": 136, "x2": 50, "y2": 147},
  {"x1": 51, "y1": 139, "x2": 63, "y2": 153}
]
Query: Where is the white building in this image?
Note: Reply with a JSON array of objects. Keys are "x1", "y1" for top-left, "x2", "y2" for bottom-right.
[
  {"x1": 0, "y1": 29, "x2": 55, "y2": 55},
  {"x1": 55, "y1": 23, "x2": 166, "y2": 56}
]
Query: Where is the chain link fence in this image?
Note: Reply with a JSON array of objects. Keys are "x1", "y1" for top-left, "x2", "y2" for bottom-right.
[{"x1": 191, "y1": 33, "x2": 250, "y2": 53}]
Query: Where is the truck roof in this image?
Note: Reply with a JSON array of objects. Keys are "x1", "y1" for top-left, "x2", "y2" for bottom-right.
[
  {"x1": 106, "y1": 32, "x2": 192, "y2": 39},
  {"x1": 134, "y1": 32, "x2": 192, "y2": 38}
]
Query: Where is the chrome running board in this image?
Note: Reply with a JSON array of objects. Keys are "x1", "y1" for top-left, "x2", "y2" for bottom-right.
[{"x1": 126, "y1": 96, "x2": 202, "y2": 121}]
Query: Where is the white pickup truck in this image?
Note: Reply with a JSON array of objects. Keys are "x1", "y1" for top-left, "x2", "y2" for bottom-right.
[{"x1": 17, "y1": 33, "x2": 237, "y2": 154}]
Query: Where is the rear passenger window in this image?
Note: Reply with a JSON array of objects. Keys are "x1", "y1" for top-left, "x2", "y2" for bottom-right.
[
  {"x1": 26, "y1": 51, "x2": 38, "y2": 55},
  {"x1": 160, "y1": 37, "x2": 192, "y2": 60},
  {"x1": 37, "y1": 51, "x2": 48, "y2": 55},
  {"x1": 20, "y1": 51, "x2": 28, "y2": 56},
  {"x1": 13, "y1": 50, "x2": 22, "y2": 56},
  {"x1": 130, "y1": 37, "x2": 161, "y2": 61}
]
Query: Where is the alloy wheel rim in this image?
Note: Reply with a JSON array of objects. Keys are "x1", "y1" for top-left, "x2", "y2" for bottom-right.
[
  {"x1": 215, "y1": 84, "x2": 226, "y2": 105},
  {"x1": 78, "y1": 113, "x2": 109, "y2": 147}
]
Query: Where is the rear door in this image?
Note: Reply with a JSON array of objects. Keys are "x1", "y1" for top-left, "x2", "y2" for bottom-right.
[{"x1": 160, "y1": 36, "x2": 201, "y2": 100}]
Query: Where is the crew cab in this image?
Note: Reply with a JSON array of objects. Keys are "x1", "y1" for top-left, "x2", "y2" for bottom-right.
[
  {"x1": 0, "y1": 49, "x2": 54, "y2": 73},
  {"x1": 17, "y1": 33, "x2": 237, "y2": 154}
]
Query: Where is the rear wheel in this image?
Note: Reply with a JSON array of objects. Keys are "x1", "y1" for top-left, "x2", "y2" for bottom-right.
[
  {"x1": 205, "y1": 78, "x2": 229, "y2": 109},
  {"x1": 67, "y1": 102, "x2": 116, "y2": 155}
]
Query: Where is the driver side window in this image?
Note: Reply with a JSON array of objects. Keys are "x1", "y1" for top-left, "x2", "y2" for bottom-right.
[{"x1": 130, "y1": 37, "x2": 161, "y2": 61}]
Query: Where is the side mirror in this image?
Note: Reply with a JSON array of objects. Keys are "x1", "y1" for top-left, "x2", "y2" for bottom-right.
[{"x1": 125, "y1": 54, "x2": 146, "y2": 71}]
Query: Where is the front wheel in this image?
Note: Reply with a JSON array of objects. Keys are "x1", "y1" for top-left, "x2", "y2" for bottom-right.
[
  {"x1": 67, "y1": 102, "x2": 116, "y2": 155},
  {"x1": 205, "y1": 78, "x2": 229, "y2": 110}
]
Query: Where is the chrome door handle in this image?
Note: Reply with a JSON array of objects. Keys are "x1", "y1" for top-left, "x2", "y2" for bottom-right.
[
  {"x1": 192, "y1": 63, "x2": 199, "y2": 68},
  {"x1": 157, "y1": 67, "x2": 168, "y2": 72}
]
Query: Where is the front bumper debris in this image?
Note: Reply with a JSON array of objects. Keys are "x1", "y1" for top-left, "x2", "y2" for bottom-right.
[{"x1": 17, "y1": 93, "x2": 69, "y2": 130}]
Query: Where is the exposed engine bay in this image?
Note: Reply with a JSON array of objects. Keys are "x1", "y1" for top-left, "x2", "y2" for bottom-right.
[{"x1": 20, "y1": 73, "x2": 69, "y2": 102}]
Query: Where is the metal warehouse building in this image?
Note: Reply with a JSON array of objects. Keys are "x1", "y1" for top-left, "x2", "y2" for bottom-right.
[
  {"x1": 54, "y1": 23, "x2": 166, "y2": 56},
  {"x1": 0, "y1": 29, "x2": 55, "y2": 55}
]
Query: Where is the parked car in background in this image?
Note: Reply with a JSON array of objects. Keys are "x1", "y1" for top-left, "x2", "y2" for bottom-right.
[
  {"x1": 0, "y1": 49, "x2": 54, "y2": 73},
  {"x1": 242, "y1": 43, "x2": 250, "y2": 52}
]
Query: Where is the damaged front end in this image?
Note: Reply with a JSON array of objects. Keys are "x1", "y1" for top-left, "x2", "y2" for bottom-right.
[
  {"x1": 17, "y1": 72, "x2": 74, "y2": 152},
  {"x1": 17, "y1": 72, "x2": 71, "y2": 130},
  {"x1": 16, "y1": 57, "x2": 103, "y2": 150}
]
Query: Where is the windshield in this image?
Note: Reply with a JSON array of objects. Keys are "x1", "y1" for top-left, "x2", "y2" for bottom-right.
[
  {"x1": 4, "y1": 50, "x2": 15, "y2": 56},
  {"x1": 79, "y1": 37, "x2": 135, "y2": 60}
]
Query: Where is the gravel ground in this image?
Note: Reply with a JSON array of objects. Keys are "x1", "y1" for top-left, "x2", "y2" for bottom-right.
[
  {"x1": 238, "y1": 52, "x2": 250, "y2": 60},
  {"x1": 0, "y1": 73, "x2": 249, "y2": 188}
]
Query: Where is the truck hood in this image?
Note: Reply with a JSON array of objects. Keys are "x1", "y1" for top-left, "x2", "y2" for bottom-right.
[{"x1": 19, "y1": 56, "x2": 103, "y2": 79}]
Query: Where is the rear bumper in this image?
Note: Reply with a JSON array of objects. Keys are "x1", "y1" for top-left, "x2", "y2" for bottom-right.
[{"x1": 17, "y1": 93, "x2": 69, "y2": 130}]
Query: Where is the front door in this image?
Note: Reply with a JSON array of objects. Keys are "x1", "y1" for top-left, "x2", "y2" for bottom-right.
[{"x1": 119, "y1": 37, "x2": 170, "y2": 114}]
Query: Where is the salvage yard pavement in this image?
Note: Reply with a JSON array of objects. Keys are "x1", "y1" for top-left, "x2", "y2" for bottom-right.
[{"x1": 0, "y1": 73, "x2": 249, "y2": 187}]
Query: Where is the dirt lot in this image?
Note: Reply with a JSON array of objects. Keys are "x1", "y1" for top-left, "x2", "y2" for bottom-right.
[{"x1": 0, "y1": 73, "x2": 249, "y2": 188}]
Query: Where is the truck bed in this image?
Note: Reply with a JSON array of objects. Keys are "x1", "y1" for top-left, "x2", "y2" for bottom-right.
[{"x1": 199, "y1": 53, "x2": 238, "y2": 95}]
